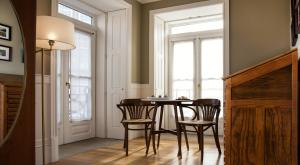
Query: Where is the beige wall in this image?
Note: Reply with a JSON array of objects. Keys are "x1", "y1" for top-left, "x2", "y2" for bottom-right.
[
  {"x1": 137, "y1": 0, "x2": 291, "y2": 83},
  {"x1": 126, "y1": 0, "x2": 143, "y2": 83},
  {"x1": 230, "y1": 0, "x2": 290, "y2": 73},
  {"x1": 0, "y1": 0, "x2": 24, "y2": 75},
  {"x1": 37, "y1": 0, "x2": 291, "y2": 83},
  {"x1": 36, "y1": 0, "x2": 51, "y2": 75}
]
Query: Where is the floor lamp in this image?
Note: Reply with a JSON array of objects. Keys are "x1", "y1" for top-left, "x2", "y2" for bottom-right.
[{"x1": 36, "y1": 16, "x2": 75, "y2": 165}]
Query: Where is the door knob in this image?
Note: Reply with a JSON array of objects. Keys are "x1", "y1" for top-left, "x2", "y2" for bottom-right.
[{"x1": 66, "y1": 82, "x2": 70, "y2": 87}]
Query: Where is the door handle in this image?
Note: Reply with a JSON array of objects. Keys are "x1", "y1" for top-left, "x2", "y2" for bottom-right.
[{"x1": 66, "y1": 82, "x2": 70, "y2": 88}]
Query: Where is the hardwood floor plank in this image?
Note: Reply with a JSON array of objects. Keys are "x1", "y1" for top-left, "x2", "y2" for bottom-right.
[{"x1": 52, "y1": 136, "x2": 224, "y2": 165}]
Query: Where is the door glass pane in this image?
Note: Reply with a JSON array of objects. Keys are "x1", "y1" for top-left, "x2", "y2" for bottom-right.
[
  {"x1": 200, "y1": 38, "x2": 223, "y2": 117},
  {"x1": 201, "y1": 38, "x2": 223, "y2": 79},
  {"x1": 69, "y1": 30, "x2": 92, "y2": 121},
  {"x1": 172, "y1": 41, "x2": 194, "y2": 118},
  {"x1": 172, "y1": 41, "x2": 194, "y2": 99}
]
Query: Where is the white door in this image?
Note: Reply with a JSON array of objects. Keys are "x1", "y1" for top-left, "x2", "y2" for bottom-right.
[
  {"x1": 57, "y1": 29, "x2": 96, "y2": 144},
  {"x1": 168, "y1": 37, "x2": 224, "y2": 135},
  {"x1": 107, "y1": 9, "x2": 127, "y2": 139}
]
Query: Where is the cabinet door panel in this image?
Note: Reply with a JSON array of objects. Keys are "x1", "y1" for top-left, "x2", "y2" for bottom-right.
[
  {"x1": 231, "y1": 108, "x2": 257, "y2": 164},
  {"x1": 265, "y1": 107, "x2": 291, "y2": 164}
]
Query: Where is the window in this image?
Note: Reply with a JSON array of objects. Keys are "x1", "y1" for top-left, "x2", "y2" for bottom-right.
[
  {"x1": 170, "y1": 16, "x2": 223, "y2": 34},
  {"x1": 58, "y1": 3, "x2": 92, "y2": 25}
]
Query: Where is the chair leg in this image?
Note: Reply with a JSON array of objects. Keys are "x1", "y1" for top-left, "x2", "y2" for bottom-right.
[
  {"x1": 177, "y1": 124, "x2": 182, "y2": 158},
  {"x1": 152, "y1": 124, "x2": 156, "y2": 154},
  {"x1": 182, "y1": 125, "x2": 189, "y2": 151},
  {"x1": 145, "y1": 127, "x2": 152, "y2": 155},
  {"x1": 212, "y1": 125, "x2": 222, "y2": 154},
  {"x1": 195, "y1": 126, "x2": 201, "y2": 150},
  {"x1": 199, "y1": 125, "x2": 204, "y2": 163},
  {"x1": 146, "y1": 123, "x2": 156, "y2": 155},
  {"x1": 123, "y1": 124, "x2": 126, "y2": 149},
  {"x1": 179, "y1": 106, "x2": 189, "y2": 151},
  {"x1": 144, "y1": 124, "x2": 148, "y2": 145},
  {"x1": 125, "y1": 124, "x2": 129, "y2": 156}
]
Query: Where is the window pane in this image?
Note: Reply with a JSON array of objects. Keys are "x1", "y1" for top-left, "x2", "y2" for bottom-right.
[
  {"x1": 58, "y1": 4, "x2": 92, "y2": 25},
  {"x1": 201, "y1": 38, "x2": 223, "y2": 79},
  {"x1": 173, "y1": 41, "x2": 194, "y2": 80},
  {"x1": 202, "y1": 79, "x2": 223, "y2": 90},
  {"x1": 173, "y1": 80, "x2": 194, "y2": 99},
  {"x1": 172, "y1": 41, "x2": 194, "y2": 100},
  {"x1": 171, "y1": 18, "x2": 223, "y2": 34},
  {"x1": 69, "y1": 30, "x2": 92, "y2": 121}
]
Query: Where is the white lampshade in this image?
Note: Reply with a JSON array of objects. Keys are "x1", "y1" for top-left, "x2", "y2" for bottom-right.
[{"x1": 36, "y1": 16, "x2": 75, "y2": 50}]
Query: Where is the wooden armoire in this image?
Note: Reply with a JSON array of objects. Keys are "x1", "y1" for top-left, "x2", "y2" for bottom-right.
[{"x1": 224, "y1": 49, "x2": 298, "y2": 164}]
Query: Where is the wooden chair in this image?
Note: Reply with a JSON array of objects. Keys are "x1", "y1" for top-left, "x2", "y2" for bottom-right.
[
  {"x1": 177, "y1": 99, "x2": 221, "y2": 161},
  {"x1": 117, "y1": 99, "x2": 155, "y2": 156}
]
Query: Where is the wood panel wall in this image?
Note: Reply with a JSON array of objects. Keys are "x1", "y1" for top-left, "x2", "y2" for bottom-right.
[
  {"x1": 0, "y1": 0, "x2": 36, "y2": 164},
  {"x1": 224, "y1": 49, "x2": 298, "y2": 165},
  {"x1": 0, "y1": 74, "x2": 23, "y2": 143}
]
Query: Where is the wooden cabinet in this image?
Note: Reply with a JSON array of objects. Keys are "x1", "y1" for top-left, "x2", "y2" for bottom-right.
[
  {"x1": 0, "y1": 74, "x2": 23, "y2": 143},
  {"x1": 224, "y1": 49, "x2": 298, "y2": 164}
]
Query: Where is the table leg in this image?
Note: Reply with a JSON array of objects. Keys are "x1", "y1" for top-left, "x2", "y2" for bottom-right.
[
  {"x1": 174, "y1": 104, "x2": 182, "y2": 158},
  {"x1": 157, "y1": 105, "x2": 164, "y2": 149}
]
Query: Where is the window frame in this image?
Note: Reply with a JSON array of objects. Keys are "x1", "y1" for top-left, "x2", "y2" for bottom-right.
[
  {"x1": 58, "y1": 3, "x2": 93, "y2": 25},
  {"x1": 54, "y1": 0, "x2": 98, "y2": 33}
]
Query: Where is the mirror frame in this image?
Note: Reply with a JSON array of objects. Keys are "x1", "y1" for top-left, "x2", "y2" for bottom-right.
[{"x1": 0, "y1": 0, "x2": 36, "y2": 164}]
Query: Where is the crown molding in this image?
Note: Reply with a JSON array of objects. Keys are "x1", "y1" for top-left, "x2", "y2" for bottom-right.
[{"x1": 136, "y1": 0, "x2": 161, "y2": 4}]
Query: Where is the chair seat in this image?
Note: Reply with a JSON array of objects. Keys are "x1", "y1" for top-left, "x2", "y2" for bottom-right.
[
  {"x1": 178, "y1": 120, "x2": 215, "y2": 126},
  {"x1": 122, "y1": 119, "x2": 152, "y2": 124}
]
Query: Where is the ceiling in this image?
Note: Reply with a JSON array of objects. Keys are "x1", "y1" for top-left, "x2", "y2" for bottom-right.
[
  {"x1": 79, "y1": 0, "x2": 129, "y2": 12},
  {"x1": 136, "y1": 0, "x2": 162, "y2": 4},
  {"x1": 157, "y1": 3, "x2": 223, "y2": 22}
]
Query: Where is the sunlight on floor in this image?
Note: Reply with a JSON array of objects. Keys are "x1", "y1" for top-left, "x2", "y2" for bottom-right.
[{"x1": 53, "y1": 135, "x2": 224, "y2": 165}]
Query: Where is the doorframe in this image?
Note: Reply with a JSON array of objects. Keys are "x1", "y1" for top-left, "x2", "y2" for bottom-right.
[
  {"x1": 48, "y1": 0, "x2": 132, "y2": 162},
  {"x1": 149, "y1": 0, "x2": 230, "y2": 94}
]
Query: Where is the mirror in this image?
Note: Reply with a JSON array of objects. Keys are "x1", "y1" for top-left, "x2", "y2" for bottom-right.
[{"x1": 0, "y1": 0, "x2": 25, "y2": 146}]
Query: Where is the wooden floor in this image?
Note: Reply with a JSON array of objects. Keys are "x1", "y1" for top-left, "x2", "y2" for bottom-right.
[{"x1": 51, "y1": 135, "x2": 224, "y2": 165}]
